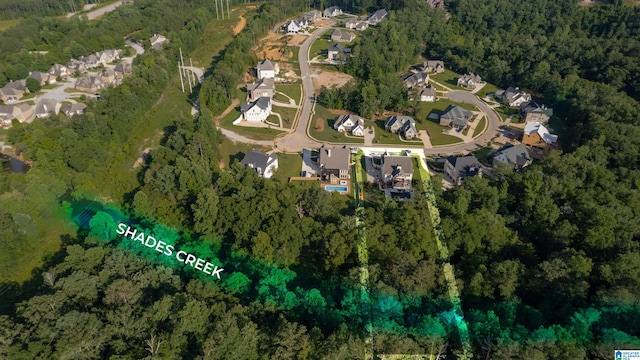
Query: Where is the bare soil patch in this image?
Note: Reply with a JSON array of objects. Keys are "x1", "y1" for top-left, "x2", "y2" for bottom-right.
[
  {"x1": 133, "y1": 147, "x2": 152, "y2": 169},
  {"x1": 255, "y1": 32, "x2": 305, "y2": 62},
  {"x1": 310, "y1": 66, "x2": 353, "y2": 92},
  {"x1": 234, "y1": 15, "x2": 247, "y2": 35},
  {"x1": 314, "y1": 118, "x2": 325, "y2": 131}
]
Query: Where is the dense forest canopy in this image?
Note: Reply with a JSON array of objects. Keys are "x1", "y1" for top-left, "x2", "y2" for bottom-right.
[{"x1": 1, "y1": 0, "x2": 640, "y2": 358}]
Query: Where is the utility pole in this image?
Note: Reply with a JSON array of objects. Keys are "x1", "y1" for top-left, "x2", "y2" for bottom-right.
[
  {"x1": 226, "y1": 0, "x2": 230, "y2": 19},
  {"x1": 214, "y1": 0, "x2": 219, "y2": 20},
  {"x1": 178, "y1": 62, "x2": 184, "y2": 92}
]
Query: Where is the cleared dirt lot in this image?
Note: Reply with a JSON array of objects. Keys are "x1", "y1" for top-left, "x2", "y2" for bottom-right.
[
  {"x1": 310, "y1": 65, "x2": 353, "y2": 92},
  {"x1": 255, "y1": 33, "x2": 306, "y2": 61}
]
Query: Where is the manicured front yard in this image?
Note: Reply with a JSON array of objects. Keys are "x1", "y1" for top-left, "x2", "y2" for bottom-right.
[
  {"x1": 372, "y1": 120, "x2": 422, "y2": 145},
  {"x1": 495, "y1": 106, "x2": 520, "y2": 122},
  {"x1": 430, "y1": 69, "x2": 468, "y2": 91},
  {"x1": 477, "y1": 82, "x2": 501, "y2": 98},
  {"x1": 421, "y1": 119, "x2": 464, "y2": 146},
  {"x1": 414, "y1": 99, "x2": 478, "y2": 120},
  {"x1": 276, "y1": 84, "x2": 302, "y2": 104},
  {"x1": 308, "y1": 105, "x2": 363, "y2": 144},
  {"x1": 272, "y1": 105, "x2": 297, "y2": 129},
  {"x1": 309, "y1": 37, "x2": 331, "y2": 59},
  {"x1": 219, "y1": 107, "x2": 286, "y2": 141}
]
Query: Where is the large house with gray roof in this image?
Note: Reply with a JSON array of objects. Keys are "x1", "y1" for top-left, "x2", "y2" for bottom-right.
[
  {"x1": 256, "y1": 59, "x2": 279, "y2": 80},
  {"x1": 492, "y1": 143, "x2": 532, "y2": 169},
  {"x1": 317, "y1": 145, "x2": 351, "y2": 184},
  {"x1": 35, "y1": 99, "x2": 60, "y2": 119},
  {"x1": 368, "y1": 9, "x2": 388, "y2": 25},
  {"x1": 328, "y1": 43, "x2": 352, "y2": 62},
  {"x1": 331, "y1": 29, "x2": 356, "y2": 42},
  {"x1": 457, "y1": 73, "x2": 482, "y2": 89},
  {"x1": 415, "y1": 60, "x2": 445, "y2": 74},
  {"x1": 439, "y1": 105, "x2": 473, "y2": 129},
  {"x1": 384, "y1": 115, "x2": 418, "y2": 139},
  {"x1": 240, "y1": 97, "x2": 272, "y2": 122},
  {"x1": 247, "y1": 78, "x2": 275, "y2": 101},
  {"x1": 324, "y1": 6, "x2": 343, "y2": 18},
  {"x1": 444, "y1": 155, "x2": 483, "y2": 185},
  {"x1": 520, "y1": 101, "x2": 553, "y2": 124},
  {"x1": 382, "y1": 155, "x2": 414, "y2": 190},
  {"x1": 334, "y1": 114, "x2": 365, "y2": 136},
  {"x1": 241, "y1": 150, "x2": 279, "y2": 179}
]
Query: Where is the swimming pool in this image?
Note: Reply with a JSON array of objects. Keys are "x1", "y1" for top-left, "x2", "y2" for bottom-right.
[{"x1": 325, "y1": 185, "x2": 348, "y2": 192}]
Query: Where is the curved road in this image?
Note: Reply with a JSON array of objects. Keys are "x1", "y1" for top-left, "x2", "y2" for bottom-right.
[{"x1": 218, "y1": 25, "x2": 501, "y2": 155}]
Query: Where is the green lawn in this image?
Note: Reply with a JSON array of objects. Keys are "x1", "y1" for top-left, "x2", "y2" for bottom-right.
[
  {"x1": 372, "y1": 120, "x2": 422, "y2": 145},
  {"x1": 472, "y1": 146, "x2": 494, "y2": 165},
  {"x1": 495, "y1": 106, "x2": 520, "y2": 122},
  {"x1": 272, "y1": 105, "x2": 297, "y2": 129},
  {"x1": 477, "y1": 82, "x2": 501, "y2": 98},
  {"x1": 473, "y1": 117, "x2": 487, "y2": 137},
  {"x1": 273, "y1": 153, "x2": 303, "y2": 181},
  {"x1": 421, "y1": 119, "x2": 464, "y2": 146},
  {"x1": 189, "y1": 8, "x2": 250, "y2": 67},
  {"x1": 308, "y1": 105, "x2": 363, "y2": 144},
  {"x1": 0, "y1": 18, "x2": 20, "y2": 31},
  {"x1": 309, "y1": 37, "x2": 331, "y2": 59},
  {"x1": 430, "y1": 69, "x2": 468, "y2": 91},
  {"x1": 276, "y1": 84, "x2": 302, "y2": 104},
  {"x1": 216, "y1": 137, "x2": 264, "y2": 169},
  {"x1": 219, "y1": 107, "x2": 285, "y2": 141}
]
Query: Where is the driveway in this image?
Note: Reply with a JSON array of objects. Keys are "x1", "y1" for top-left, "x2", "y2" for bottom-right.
[{"x1": 301, "y1": 149, "x2": 318, "y2": 177}]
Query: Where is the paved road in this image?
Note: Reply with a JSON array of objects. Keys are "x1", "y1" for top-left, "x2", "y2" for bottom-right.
[
  {"x1": 84, "y1": 1, "x2": 123, "y2": 20},
  {"x1": 292, "y1": 25, "x2": 333, "y2": 138}
]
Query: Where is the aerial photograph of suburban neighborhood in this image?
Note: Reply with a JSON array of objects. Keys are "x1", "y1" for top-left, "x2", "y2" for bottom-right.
[{"x1": 1, "y1": 0, "x2": 640, "y2": 358}]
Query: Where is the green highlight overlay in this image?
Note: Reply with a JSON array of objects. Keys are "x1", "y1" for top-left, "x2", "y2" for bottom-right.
[{"x1": 115, "y1": 223, "x2": 224, "y2": 279}]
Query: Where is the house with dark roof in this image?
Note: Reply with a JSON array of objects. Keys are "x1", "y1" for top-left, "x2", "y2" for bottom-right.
[
  {"x1": 60, "y1": 103, "x2": 87, "y2": 117},
  {"x1": 317, "y1": 145, "x2": 351, "y2": 184},
  {"x1": 492, "y1": 143, "x2": 532, "y2": 169},
  {"x1": 382, "y1": 155, "x2": 414, "y2": 190},
  {"x1": 402, "y1": 72, "x2": 429, "y2": 88},
  {"x1": 444, "y1": 155, "x2": 482, "y2": 185},
  {"x1": 324, "y1": 6, "x2": 343, "y2": 18},
  {"x1": 415, "y1": 60, "x2": 445, "y2": 74},
  {"x1": 240, "y1": 97, "x2": 272, "y2": 122},
  {"x1": 247, "y1": 78, "x2": 275, "y2": 101},
  {"x1": 334, "y1": 114, "x2": 365, "y2": 136},
  {"x1": 384, "y1": 116, "x2": 418, "y2": 139},
  {"x1": 520, "y1": 101, "x2": 553, "y2": 124},
  {"x1": 457, "y1": 73, "x2": 482, "y2": 89},
  {"x1": 327, "y1": 43, "x2": 352, "y2": 62},
  {"x1": 35, "y1": 99, "x2": 60, "y2": 119},
  {"x1": 368, "y1": 9, "x2": 388, "y2": 25},
  {"x1": 439, "y1": 105, "x2": 473, "y2": 129},
  {"x1": 331, "y1": 29, "x2": 356, "y2": 42},
  {"x1": 241, "y1": 150, "x2": 279, "y2": 179},
  {"x1": 0, "y1": 81, "x2": 28, "y2": 104}
]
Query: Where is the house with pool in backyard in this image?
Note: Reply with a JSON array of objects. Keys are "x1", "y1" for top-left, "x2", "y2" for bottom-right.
[{"x1": 316, "y1": 145, "x2": 351, "y2": 194}]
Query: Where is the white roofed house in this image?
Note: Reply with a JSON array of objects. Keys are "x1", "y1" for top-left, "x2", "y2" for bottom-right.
[
  {"x1": 35, "y1": 99, "x2": 61, "y2": 119},
  {"x1": 256, "y1": 59, "x2": 279, "y2": 80},
  {"x1": 495, "y1": 87, "x2": 531, "y2": 107},
  {"x1": 333, "y1": 114, "x2": 365, "y2": 136},
  {"x1": 240, "y1": 97, "x2": 272, "y2": 122},
  {"x1": 324, "y1": 6, "x2": 343, "y2": 18},
  {"x1": 286, "y1": 18, "x2": 308, "y2": 33},
  {"x1": 150, "y1": 34, "x2": 169, "y2": 50},
  {"x1": 241, "y1": 150, "x2": 279, "y2": 179},
  {"x1": 522, "y1": 121, "x2": 558, "y2": 151}
]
